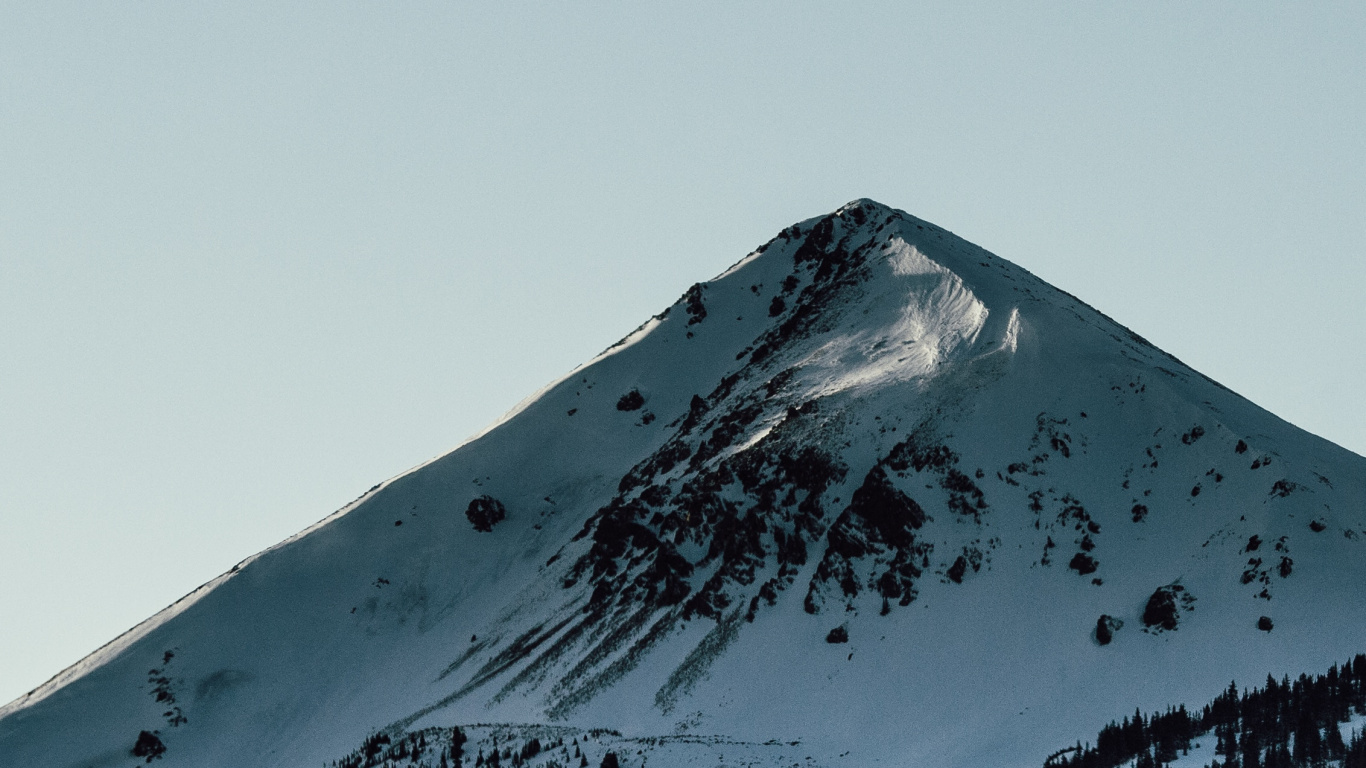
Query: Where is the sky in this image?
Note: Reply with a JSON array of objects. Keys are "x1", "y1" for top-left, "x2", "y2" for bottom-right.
[{"x1": 1, "y1": 2, "x2": 1363, "y2": 706}]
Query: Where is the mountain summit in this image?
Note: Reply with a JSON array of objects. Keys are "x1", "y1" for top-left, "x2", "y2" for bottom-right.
[{"x1": 4, "y1": 200, "x2": 1363, "y2": 768}]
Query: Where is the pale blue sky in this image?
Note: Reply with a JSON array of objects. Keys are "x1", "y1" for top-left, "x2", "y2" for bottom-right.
[{"x1": 1, "y1": 2, "x2": 1363, "y2": 704}]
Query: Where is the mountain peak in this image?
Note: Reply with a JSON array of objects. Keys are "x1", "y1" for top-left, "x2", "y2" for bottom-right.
[
  {"x1": 835, "y1": 196, "x2": 906, "y2": 220},
  {"x1": 4, "y1": 202, "x2": 1364, "y2": 768}
]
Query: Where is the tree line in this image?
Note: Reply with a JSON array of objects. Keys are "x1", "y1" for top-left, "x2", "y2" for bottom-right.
[{"x1": 1050, "y1": 654, "x2": 1366, "y2": 768}]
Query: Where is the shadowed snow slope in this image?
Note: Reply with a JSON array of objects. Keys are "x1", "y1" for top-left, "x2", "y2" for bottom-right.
[{"x1": 3, "y1": 199, "x2": 1364, "y2": 768}]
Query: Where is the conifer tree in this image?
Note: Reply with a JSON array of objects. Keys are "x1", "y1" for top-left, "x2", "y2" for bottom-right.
[
  {"x1": 1240, "y1": 729, "x2": 1260, "y2": 768},
  {"x1": 451, "y1": 726, "x2": 467, "y2": 764}
]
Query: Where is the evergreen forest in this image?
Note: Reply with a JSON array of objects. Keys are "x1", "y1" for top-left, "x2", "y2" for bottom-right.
[{"x1": 1049, "y1": 655, "x2": 1366, "y2": 768}]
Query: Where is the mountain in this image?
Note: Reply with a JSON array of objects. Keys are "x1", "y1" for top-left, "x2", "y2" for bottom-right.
[{"x1": 3, "y1": 199, "x2": 1363, "y2": 768}]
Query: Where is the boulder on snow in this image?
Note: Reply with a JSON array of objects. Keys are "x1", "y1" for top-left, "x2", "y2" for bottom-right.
[
  {"x1": 131, "y1": 730, "x2": 165, "y2": 762},
  {"x1": 1095, "y1": 614, "x2": 1123, "y2": 646},
  {"x1": 465, "y1": 495, "x2": 507, "y2": 532},
  {"x1": 1142, "y1": 584, "x2": 1193, "y2": 632}
]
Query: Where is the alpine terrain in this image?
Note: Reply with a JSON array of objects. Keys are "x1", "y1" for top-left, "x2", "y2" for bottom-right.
[{"x1": 3, "y1": 199, "x2": 1364, "y2": 768}]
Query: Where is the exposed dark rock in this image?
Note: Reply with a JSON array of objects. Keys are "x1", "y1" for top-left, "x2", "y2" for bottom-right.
[
  {"x1": 942, "y1": 468, "x2": 987, "y2": 519},
  {"x1": 1142, "y1": 584, "x2": 1193, "y2": 632},
  {"x1": 1069, "y1": 552, "x2": 1098, "y2": 575},
  {"x1": 132, "y1": 731, "x2": 166, "y2": 762},
  {"x1": 1041, "y1": 536, "x2": 1056, "y2": 566},
  {"x1": 465, "y1": 495, "x2": 507, "y2": 532},
  {"x1": 616, "y1": 390, "x2": 645, "y2": 411},
  {"x1": 616, "y1": 439, "x2": 693, "y2": 494},
  {"x1": 1269, "y1": 479, "x2": 1301, "y2": 497},
  {"x1": 1181, "y1": 426, "x2": 1206, "y2": 445},
  {"x1": 747, "y1": 209, "x2": 880, "y2": 365},
  {"x1": 679, "y1": 394, "x2": 709, "y2": 432},
  {"x1": 886, "y1": 438, "x2": 957, "y2": 474},
  {"x1": 808, "y1": 464, "x2": 930, "y2": 612},
  {"x1": 763, "y1": 369, "x2": 794, "y2": 399},
  {"x1": 1095, "y1": 614, "x2": 1123, "y2": 645},
  {"x1": 1143, "y1": 589, "x2": 1179, "y2": 631},
  {"x1": 1033, "y1": 413, "x2": 1074, "y2": 459},
  {"x1": 568, "y1": 497, "x2": 695, "y2": 612},
  {"x1": 690, "y1": 403, "x2": 764, "y2": 467},
  {"x1": 947, "y1": 556, "x2": 967, "y2": 583},
  {"x1": 844, "y1": 465, "x2": 927, "y2": 548},
  {"x1": 683, "y1": 283, "x2": 707, "y2": 325}
]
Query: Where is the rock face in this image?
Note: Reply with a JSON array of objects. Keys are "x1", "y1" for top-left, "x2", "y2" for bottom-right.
[{"x1": 3, "y1": 199, "x2": 1365, "y2": 768}]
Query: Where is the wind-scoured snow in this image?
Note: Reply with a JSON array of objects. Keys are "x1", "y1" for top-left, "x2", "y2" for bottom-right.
[{"x1": 2, "y1": 199, "x2": 1363, "y2": 768}]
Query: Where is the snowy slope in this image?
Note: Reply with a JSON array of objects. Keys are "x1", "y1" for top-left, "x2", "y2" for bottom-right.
[{"x1": 2, "y1": 199, "x2": 1364, "y2": 768}]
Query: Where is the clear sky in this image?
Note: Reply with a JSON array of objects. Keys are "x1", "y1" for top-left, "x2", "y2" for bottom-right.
[{"x1": 1, "y1": 2, "x2": 1363, "y2": 706}]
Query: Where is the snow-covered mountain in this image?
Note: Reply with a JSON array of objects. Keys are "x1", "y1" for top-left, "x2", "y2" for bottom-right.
[{"x1": 3, "y1": 199, "x2": 1363, "y2": 768}]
